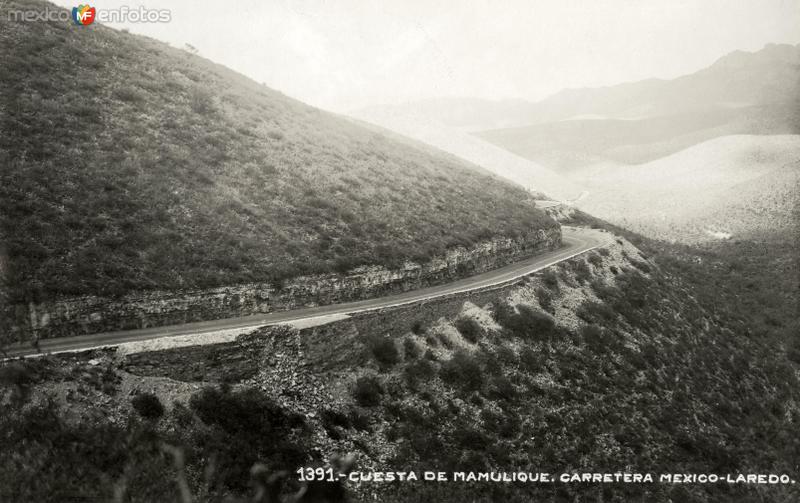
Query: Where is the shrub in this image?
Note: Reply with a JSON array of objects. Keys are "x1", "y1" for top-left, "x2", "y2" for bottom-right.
[
  {"x1": 347, "y1": 407, "x2": 371, "y2": 431},
  {"x1": 353, "y1": 376, "x2": 383, "y2": 407},
  {"x1": 492, "y1": 300, "x2": 516, "y2": 325},
  {"x1": 321, "y1": 408, "x2": 350, "y2": 429},
  {"x1": 495, "y1": 344, "x2": 518, "y2": 366},
  {"x1": 454, "y1": 317, "x2": 483, "y2": 343},
  {"x1": 588, "y1": 252, "x2": 603, "y2": 267},
  {"x1": 497, "y1": 304, "x2": 560, "y2": 342},
  {"x1": 131, "y1": 393, "x2": 164, "y2": 420},
  {"x1": 113, "y1": 86, "x2": 145, "y2": 104},
  {"x1": 367, "y1": 335, "x2": 400, "y2": 368},
  {"x1": 189, "y1": 86, "x2": 215, "y2": 114},
  {"x1": 487, "y1": 375, "x2": 517, "y2": 402},
  {"x1": 403, "y1": 337, "x2": 420, "y2": 359},
  {"x1": 440, "y1": 350, "x2": 483, "y2": 393},
  {"x1": 574, "y1": 260, "x2": 592, "y2": 284},
  {"x1": 520, "y1": 346, "x2": 541, "y2": 372},
  {"x1": 541, "y1": 269, "x2": 559, "y2": 290},
  {"x1": 576, "y1": 300, "x2": 616, "y2": 324},
  {"x1": 581, "y1": 324, "x2": 605, "y2": 352},
  {"x1": 598, "y1": 247, "x2": 610, "y2": 257},
  {"x1": 405, "y1": 359, "x2": 436, "y2": 389},
  {"x1": 536, "y1": 286, "x2": 554, "y2": 313},
  {"x1": 411, "y1": 321, "x2": 425, "y2": 335}
]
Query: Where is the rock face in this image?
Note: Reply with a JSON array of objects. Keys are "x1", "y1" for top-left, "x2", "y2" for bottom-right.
[
  {"x1": 542, "y1": 203, "x2": 577, "y2": 222},
  {"x1": 7, "y1": 227, "x2": 561, "y2": 340}
]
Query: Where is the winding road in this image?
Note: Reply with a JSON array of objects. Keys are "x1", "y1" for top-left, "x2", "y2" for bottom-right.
[{"x1": 5, "y1": 226, "x2": 612, "y2": 358}]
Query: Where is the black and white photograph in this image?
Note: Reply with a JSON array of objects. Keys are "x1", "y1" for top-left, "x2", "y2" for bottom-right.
[{"x1": 1, "y1": 0, "x2": 798, "y2": 501}]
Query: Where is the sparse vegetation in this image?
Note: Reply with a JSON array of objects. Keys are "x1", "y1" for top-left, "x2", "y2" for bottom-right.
[{"x1": 0, "y1": 1, "x2": 556, "y2": 303}]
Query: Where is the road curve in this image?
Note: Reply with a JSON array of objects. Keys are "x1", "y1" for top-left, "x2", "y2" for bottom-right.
[{"x1": 5, "y1": 226, "x2": 613, "y2": 358}]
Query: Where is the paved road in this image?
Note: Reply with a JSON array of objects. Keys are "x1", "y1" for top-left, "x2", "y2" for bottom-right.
[{"x1": 4, "y1": 226, "x2": 612, "y2": 358}]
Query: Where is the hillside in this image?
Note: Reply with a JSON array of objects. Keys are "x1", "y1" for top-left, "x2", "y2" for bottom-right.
[
  {"x1": 475, "y1": 44, "x2": 800, "y2": 171},
  {"x1": 0, "y1": 0, "x2": 556, "y2": 304},
  {"x1": 349, "y1": 107, "x2": 585, "y2": 201},
  {"x1": 569, "y1": 135, "x2": 800, "y2": 242},
  {"x1": 3, "y1": 223, "x2": 798, "y2": 502}
]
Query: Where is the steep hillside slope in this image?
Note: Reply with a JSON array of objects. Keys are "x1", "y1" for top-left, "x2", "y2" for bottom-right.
[
  {"x1": 0, "y1": 1, "x2": 556, "y2": 304},
  {"x1": 569, "y1": 135, "x2": 800, "y2": 242},
  {"x1": 475, "y1": 44, "x2": 800, "y2": 171},
  {"x1": 3, "y1": 227, "x2": 798, "y2": 502}
]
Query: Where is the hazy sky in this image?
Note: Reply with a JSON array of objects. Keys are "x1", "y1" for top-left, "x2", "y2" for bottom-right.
[{"x1": 53, "y1": 0, "x2": 800, "y2": 112}]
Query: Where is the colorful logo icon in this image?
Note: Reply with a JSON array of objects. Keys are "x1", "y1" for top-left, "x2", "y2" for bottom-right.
[{"x1": 72, "y1": 4, "x2": 96, "y2": 25}]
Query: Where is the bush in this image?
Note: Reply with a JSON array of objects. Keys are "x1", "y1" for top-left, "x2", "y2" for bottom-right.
[
  {"x1": 454, "y1": 317, "x2": 483, "y2": 343},
  {"x1": 189, "y1": 86, "x2": 215, "y2": 114},
  {"x1": 131, "y1": 393, "x2": 164, "y2": 420},
  {"x1": 576, "y1": 300, "x2": 616, "y2": 324},
  {"x1": 367, "y1": 335, "x2": 400, "y2": 368},
  {"x1": 520, "y1": 345, "x2": 541, "y2": 372},
  {"x1": 581, "y1": 324, "x2": 606, "y2": 352},
  {"x1": 440, "y1": 350, "x2": 483, "y2": 393},
  {"x1": 496, "y1": 303, "x2": 560, "y2": 342},
  {"x1": 411, "y1": 321, "x2": 425, "y2": 335},
  {"x1": 405, "y1": 359, "x2": 436, "y2": 389},
  {"x1": 541, "y1": 269, "x2": 559, "y2": 290},
  {"x1": 487, "y1": 375, "x2": 517, "y2": 402},
  {"x1": 574, "y1": 260, "x2": 592, "y2": 284},
  {"x1": 347, "y1": 407, "x2": 371, "y2": 431},
  {"x1": 536, "y1": 286, "x2": 554, "y2": 313},
  {"x1": 588, "y1": 252, "x2": 603, "y2": 267},
  {"x1": 353, "y1": 376, "x2": 383, "y2": 407},
  {"x1": 403, "y1": 337, "x2": 420, "y2": 359}
]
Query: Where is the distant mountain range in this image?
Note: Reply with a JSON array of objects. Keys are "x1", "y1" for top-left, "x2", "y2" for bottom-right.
[
  {"x1": 475, "y1": 43, "x2": 800, "y2": 171},
  {"x1": 363, "y1": 43, "x2": 799, "y2": 133},
  {"x1": 354, "y1": 43, "x2": 800, "y2": 243}
]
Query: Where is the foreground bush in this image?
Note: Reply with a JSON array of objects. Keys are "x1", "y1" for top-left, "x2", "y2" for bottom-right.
[
  {"x1": 454, "y1": 317, "x2": 484, "y2": 343},
  {"x1": 131, "y1": 392, "x2": 164, "y2": 420},
  {"x1": 353, "y1": 376, "x2": 384, "y2": 406}
]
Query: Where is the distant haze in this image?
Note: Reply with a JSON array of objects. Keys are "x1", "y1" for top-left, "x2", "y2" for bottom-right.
[{"x1": 50, "y1": 0, "x2": 800, "y2": 112}]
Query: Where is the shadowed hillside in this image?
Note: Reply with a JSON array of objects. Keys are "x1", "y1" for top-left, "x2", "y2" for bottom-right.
[{"x1": 0, "y1": 0, "x2": 556, "y2": 303}]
